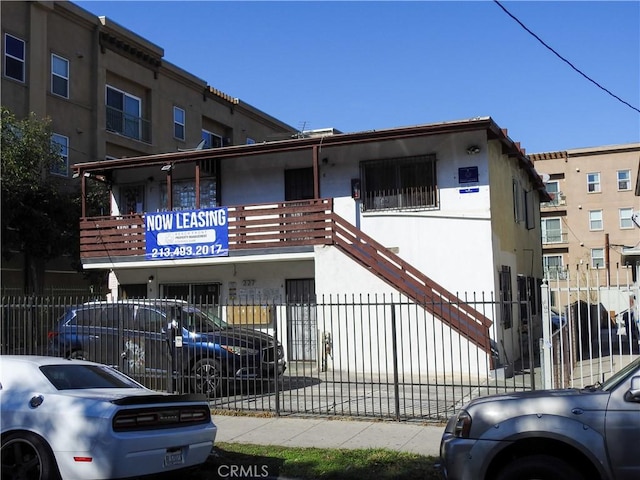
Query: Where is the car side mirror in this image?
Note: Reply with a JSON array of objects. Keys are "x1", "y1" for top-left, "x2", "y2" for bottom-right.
[{"x1": 626, "y1": 376, "x2": 640, "y2": 402}]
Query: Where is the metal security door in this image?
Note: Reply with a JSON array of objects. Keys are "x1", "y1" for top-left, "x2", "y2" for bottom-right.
[{"x1": 286, "y1": 279, "x2": 317, "y2": 361}]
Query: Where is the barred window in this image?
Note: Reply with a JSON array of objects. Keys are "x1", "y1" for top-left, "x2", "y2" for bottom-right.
[{"x1": 361, "y1": 155, "x2": 437, "y2": 211}]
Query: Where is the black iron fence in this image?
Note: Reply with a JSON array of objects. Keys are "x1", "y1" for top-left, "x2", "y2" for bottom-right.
[
  {"x1": 2, "y1": 294, "x2": 543, "y2": 421},
  {"x1": 4, "y1": 282, "x2": 637, "y2": 420}
]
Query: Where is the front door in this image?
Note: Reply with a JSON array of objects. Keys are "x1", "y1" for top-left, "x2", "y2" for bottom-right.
[{"x1": 286, "y1": 279, "x2": 317, "y2": 362}]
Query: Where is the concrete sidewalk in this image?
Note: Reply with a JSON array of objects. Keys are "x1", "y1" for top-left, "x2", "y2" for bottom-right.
[{"x1": 213, "y1": 415, "x2": 445, "y2": 457}]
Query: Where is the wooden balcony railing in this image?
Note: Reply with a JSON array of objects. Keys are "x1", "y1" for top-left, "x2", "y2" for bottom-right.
[
  {"x1": 79, "y1": 198, "x2": 492, "y2": 353},
  {"x1": 79, "y1": 199, "x2": 334, "y2": 259}
]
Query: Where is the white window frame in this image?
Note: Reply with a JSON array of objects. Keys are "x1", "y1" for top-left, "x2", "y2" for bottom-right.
[
  {"x1": 617, "y1": 170, "x2": 631, "y2": 191},
  {"x1": 587, "y1": 172, "x2": 601, "y2": 193},
  {"x1": 619, "y1": 207, "x2": 634, "y2": 229},
  {"x1": 51, "y1": 133, "x2": 69, "y2": 177},
  {"x1": 51, "y1": 54, "x2": 69, "y2": 98},
  {"x1": 173, "y1": 106, "x2": 185, "y2": 140},
  {"x1": 544, "y1": 180, "x2": 560, "y2": 206},
  {"x1": 541, "y1": 217, "x2": 563, "y2": 244},
  {"x1": 591, "y1": 248, "x2": 605, "y2": 269},
  {"x1": 588, "y1": 209, "x2": 603, "y2": 231},
  {"x1": 543, "y1": 254, "x2": 565, "y2": 279},
  {"x1": 4, "y1": 33, "x2": 25, "y2": 82}
]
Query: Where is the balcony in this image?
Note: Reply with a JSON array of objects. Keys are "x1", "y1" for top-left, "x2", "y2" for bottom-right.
[
  {"x1": 80, "y1": 199, "x2": 334, "y2": 261},
  {"x1": 106, "y1": 106, "x2": 151, "y2": 143},
  {"x1": 542, "y1": 232, "x2": 568, "y2": 245},
  {"x1": 541, "y1": 192, "x2": 566, "y2": 208}
]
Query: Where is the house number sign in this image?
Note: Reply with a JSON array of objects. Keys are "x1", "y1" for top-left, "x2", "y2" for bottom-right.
[{"x1": 145, "y1": 207, "x2": 229, "y2": 260}]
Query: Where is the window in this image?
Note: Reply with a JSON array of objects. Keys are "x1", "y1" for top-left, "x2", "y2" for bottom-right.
[
  {"x1": 619, "y1": 208, "x2": 634, "y2": 229},
  {"x1": 589, "y1": 210, "x2": 603, "y2": 231},
  {"x1": 201, "y1": 129, "x2": 222, "y2": 149},
  {"x1": 51, "y1": 133, "x2": 69, "y2": 177},
  {"x1": 543, "y1": 255, "x2": 566, "y2": 279},
  {"x1": 161, "y1": 179, "x2": 217, "y2": 211},
  {"x1": 543, "y1": 180, "x2": 560, "y2": 206},
  {"x1": 512, "y1": 180, "x2": 525, "y2": 223},
  {"x1": 587, "y1": 172, "x2": 600, "y2": 193},
  {"x1": 591, "y1": 248, "x2": 604, "y2": 269},
  {"x1": 51, "y1": 54, "x2": 69, "y2": 98},
  {"x1": 617, "y1": 170, "x2": 631, "y2": 191},
  {"x1": 106, "y1": 86, "x2": 143, "y2": 140},
  {"x1": 4, "y1": 33, "x2": 25, "y2": 82},
  {"x1": 499, "y1": 265, "x2": 513, "y2": 329},
  {"x1": 361, "y1": 155, "x2": 437, "y2": 211},
  {"x1": 541, "y1": 218, "x2": 563, "y2": 243},
  {"x1": 524, "y1": 190, "x2": 536, "y2": 230},
  {"x1": 173, "y1": 106, "x2": 185, "y2": 140}
]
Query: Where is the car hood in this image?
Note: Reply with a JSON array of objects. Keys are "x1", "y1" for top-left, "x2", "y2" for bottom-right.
[
  {"x1": 191, "y1": 326, "x2": 279, "y2": 347},
  {"x1": 463, "y1": 388, "x2": 610, "y2": 432}
]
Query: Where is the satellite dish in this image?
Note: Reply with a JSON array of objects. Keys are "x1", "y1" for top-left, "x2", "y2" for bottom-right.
[
  {"x1": 539, "y1": 172, "x2": 550, "y2": 183},
  {"x1": 632, "y1": 211, "x2": 640, "y2": 229},
  {"x1": 178, "y1": 139, "x2": 207, "y2": 152}
]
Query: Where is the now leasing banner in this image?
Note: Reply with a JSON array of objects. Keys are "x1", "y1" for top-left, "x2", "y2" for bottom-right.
[{"x1": 145, "y1": 207, "x2": 229, "y2": 260}]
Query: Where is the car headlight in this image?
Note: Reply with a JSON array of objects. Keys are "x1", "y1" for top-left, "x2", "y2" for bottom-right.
[
  {"x1": 453, "y1": 409, "x2": 472, "y2": 438},
  {"x1": 220, "y1": 345, "x2": 259, "y2": 356}
]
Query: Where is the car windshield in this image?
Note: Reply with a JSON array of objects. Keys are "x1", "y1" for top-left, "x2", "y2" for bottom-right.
[
  {"x1": 183, "y1": 306, "x2": 228, "y2": 333},
  {"x1": 598, "y1": 356, "x2": 640, "y2": 391},
  {"x1": 40, "y1": 364, "x2": 140, "y2": 390}
]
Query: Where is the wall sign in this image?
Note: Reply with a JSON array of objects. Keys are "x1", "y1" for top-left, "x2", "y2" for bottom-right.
[
  {"x1": 145, "y1": 207, "x2": 229, "y2": 260},
  {"x1": 459, "y1": 166, "x2": 479, "y2": 184}
]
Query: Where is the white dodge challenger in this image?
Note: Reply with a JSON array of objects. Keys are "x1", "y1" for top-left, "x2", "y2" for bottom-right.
[{"x1": 0, "y1": 355, "x2": 217, "y2": 480}]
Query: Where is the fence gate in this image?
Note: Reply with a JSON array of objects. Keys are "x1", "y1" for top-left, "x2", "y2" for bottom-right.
[{"x1": 285, "y1": 279, "x2": 317, "y2": 362}]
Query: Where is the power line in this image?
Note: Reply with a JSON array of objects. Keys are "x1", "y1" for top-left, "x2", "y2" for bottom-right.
[{"x1": 493, "y1": 0, "x2": 640, "y2": 114}]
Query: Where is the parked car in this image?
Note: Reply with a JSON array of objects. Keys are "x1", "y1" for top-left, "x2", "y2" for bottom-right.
[
  {"x1": 47, "y1": 299, "x2": 286, "y2": 397},
  {"x1": 550, "y1": 306, "x2": 566, "y2": 329},
  {"x1": 0, "y1": 355, "x2": 216, "y2": 480},
  {"x1": 439, "y1": 355, "x2": 640, "y2": 480}
]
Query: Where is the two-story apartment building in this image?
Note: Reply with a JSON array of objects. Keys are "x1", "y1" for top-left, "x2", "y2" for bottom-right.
[
  {"x1": 1, "y1": 0, "x2": 295, "y2": 292},
  {"x1": 72, "y1": 116, "x2": 550, "y2": 375}
]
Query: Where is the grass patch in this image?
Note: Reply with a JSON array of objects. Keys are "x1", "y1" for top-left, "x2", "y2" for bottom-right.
[{"x1": 190, "y1": 442, "x2": 441, "y2": 480}]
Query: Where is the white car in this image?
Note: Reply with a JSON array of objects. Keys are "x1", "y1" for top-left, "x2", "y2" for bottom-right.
[{"x1": 0, "y1": 355, "x2": 217, "y2": 479}]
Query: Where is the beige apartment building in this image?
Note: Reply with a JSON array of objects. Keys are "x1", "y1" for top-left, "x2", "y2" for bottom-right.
[
  {"x1": 1, "y1": 1, "x2": 295, "y2": 292},
  {"x1": 531, "y1": 143, "x2": 640, "y2": 292}
]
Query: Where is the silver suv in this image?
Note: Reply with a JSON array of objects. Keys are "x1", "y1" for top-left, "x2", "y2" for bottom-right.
[{"x1": 439, "y1": 356, "x2": 640, "y2": 480}]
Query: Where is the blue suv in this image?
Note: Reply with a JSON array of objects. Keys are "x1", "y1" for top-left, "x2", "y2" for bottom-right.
[{"x1": 47, "y1": 299, "x2": 286, "y2": 397}]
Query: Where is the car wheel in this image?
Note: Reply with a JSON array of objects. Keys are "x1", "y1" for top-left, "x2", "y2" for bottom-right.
[
  {"x1": 1, "y1": 432, "x2": 61, "y2": 480},
  {"x1": 495, "y1": 454, "x2": 585, "y2": 480},
  {"x1": 68, "y1": 350, "x2": 88, "y2": 360},
  {"x1": 192, "y1": 358, "x2": 222, "y2": 398}
]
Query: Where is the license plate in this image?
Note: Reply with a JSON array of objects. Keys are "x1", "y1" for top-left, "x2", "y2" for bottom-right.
[{"x1": 164, "y1": 450, "x2": 184, "y2": 467}]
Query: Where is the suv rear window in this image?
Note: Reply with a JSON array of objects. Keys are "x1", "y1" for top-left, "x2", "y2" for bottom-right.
[{"x1": 71, "y1": 305, "x2": 134, "y2": 328}]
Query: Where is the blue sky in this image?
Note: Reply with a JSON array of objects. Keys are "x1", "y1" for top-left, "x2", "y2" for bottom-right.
[{"x1": 76, "y1": 1, "x2": 639, "y2": 153}]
